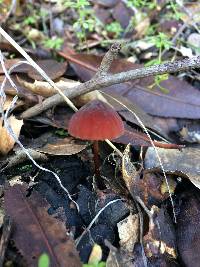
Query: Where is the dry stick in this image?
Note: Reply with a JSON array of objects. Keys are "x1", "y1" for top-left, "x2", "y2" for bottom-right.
[
  {"x1": 94, "y1": 43, "x2": 121, "y2": 77},
  {"x1": 21, "y1": 54, "x2": 200, "y2": 119}
]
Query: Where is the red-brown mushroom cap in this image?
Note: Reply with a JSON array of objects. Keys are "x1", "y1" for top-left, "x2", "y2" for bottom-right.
[{"x1": 68, "y1": 100, "x2": 124, "y2": 140}]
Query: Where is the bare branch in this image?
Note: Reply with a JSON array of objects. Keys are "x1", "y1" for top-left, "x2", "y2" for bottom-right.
[
  {"x1": 21, "y1": 54, "x2": 200, "y2": 119},
  {"x1": 95, "y1": 43, "x2": 121, "y2": 77}
]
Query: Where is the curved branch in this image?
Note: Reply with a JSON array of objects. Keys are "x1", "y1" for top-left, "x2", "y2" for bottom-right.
[{"x1": 20, "y1": 53, "x2": 200, "y2": 119}]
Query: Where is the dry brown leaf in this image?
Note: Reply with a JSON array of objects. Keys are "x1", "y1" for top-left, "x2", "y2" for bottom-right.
[
  {"x1": 17, "y1": 77, "x2": 80, "y2": 97},
  {"x1": 0, "y1": 116, "x2": 23, "y2": 155},
  {"x1": 117, "y1": 213, "x2": 139, "y2": 253},
  {"x1": 37, "y1": 136, "x2": 88, "y2": 155},
  {"x1": 145, "y1": 147, "x2": 200, "y2": 189},
  {"x1": 135, "y1": 16, "x2": 150, "y2": 39},
  {"x1": 2, "y1": 95, "x2": 24, "y2": 111},
  {"x1": 4, "y1": 184, "x2": 81, "y2": 267}
]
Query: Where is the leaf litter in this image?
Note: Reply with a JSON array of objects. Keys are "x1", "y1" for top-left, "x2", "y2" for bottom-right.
[{"x1": 0, "y1": 1, "x2": 200, "y2": 266}]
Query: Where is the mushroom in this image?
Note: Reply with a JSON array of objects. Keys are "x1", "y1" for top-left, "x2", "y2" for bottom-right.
[{"x1": 68, "y1": 99, "x2": 124, "y2": 180}]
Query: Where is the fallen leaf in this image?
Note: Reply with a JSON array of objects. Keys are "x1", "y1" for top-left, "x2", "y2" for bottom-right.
[
  {"x1": 122, "y1": 145, "x2": 176, "y2": 207},
  {"x1": 37, "y1": 136, "x2": 88, "y2": 155},
  {"x1": 0, "y1": 75, "x2": 41, "y2": 105},
  {"x1": 114, "y1": 128, "x2": 154, "y2": 147},
  {"x1": 112, "y1": 2, "x2": 134, "y2": 28},
  {"x1": 2, "y1": 95, "x2": 24, "y2": 111},
  {"x1": 0, "y1": 59, "x2": 67, "y2": 81},
  {"x1": 144, "y1": 147, "x2": 200, "y2": 189},
  {"x1": 0, "y1": 116, "x2": 23, "y2": 155},
  {"x1": 114, "y1": 128, "x2": 182, "y2": 149},
  {"x1": 17, "y1": 77, "x2": 80, "y2": 97},
  {"x1": 117, "y1": 213, "x2": 139, "y2": 253},
  {"x1": 91, "y1": 0, "x2": 119, "y2": 8},
  {"x1": 27, "y1": 60, "x2": 68, "y2": 81},
  {"x1": 4, "y1": 184, "x2": 81, "y2": 267}
]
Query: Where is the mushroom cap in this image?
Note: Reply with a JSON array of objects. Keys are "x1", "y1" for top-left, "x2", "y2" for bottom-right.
[{"x1": 68, "y1": 100, "x2": 124, "y2": 140}]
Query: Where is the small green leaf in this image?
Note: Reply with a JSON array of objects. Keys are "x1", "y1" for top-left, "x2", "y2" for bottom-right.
[{"x1": 38, "y1": 253, "x2": 50, "y2": 267}]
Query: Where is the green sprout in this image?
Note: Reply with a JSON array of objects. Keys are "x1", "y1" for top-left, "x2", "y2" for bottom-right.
[
  {"x1": 145, "y1": 32, "x2": 173, "y2": 93},
  {"x1": 18, "y1": 164, "x2": 33, "y2": 172},
  {"x1": 63, "y1": 0, "x2": 98, "y2": 44},
  {"x1": 55, "y1": 129, "x2": 68, "y2": 137},
  {"x1": 83, "y1": 261, "x2": 106, "y2": 267},
  {"x1": 43, "y1": 37, "x2": 64, "y2": 50},
  {"x1": 168, "y1": 0, "x2": 184, "y2": 20},
  {"x1": 127, "y1": 0, "x2": 157, "y2": 9},
  {"x1": 38, "y1": 253, "x2": 50, "y2": 267},
  {"x1": 24, "y1": 16, "x2": 38, "y2": 25},
  {"x1": 106, "y1": 22, "x2": 123, "y2": 38},
  {"x1": 127, "y1": 0, "x2": 147, "y2": 8}
]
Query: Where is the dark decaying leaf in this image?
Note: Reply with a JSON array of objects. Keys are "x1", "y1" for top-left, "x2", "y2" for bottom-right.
[
  {"x1": 0, "y1": 59, "x2": 67, "y2": 81},
  {"x1": 27, "y1": 60, "x2": 68, "y2": 81},
  {"x1": 4, "y1": 185, "x2": 81, "y2": 267},
  {"x1": 114, "y1": 128, "x2": 182, "y2": 149},
  {"x1": 122, "y1": 146, "x2": 177, "y2": 207},
  {"x1": 66, "y1": 53, "x2": 200, "y2": 119},
  {"x1": 112, "y1": 1, "x2": 134, "y2": 28},
  {"x1": 144, "y1": 147, "x2": 200, "y2": 189},
  {"x1": 28, "y1": 106, "x2": 74, "y2": 129},
  {"x1": 101, "y1": 91, "x2": 162, "y2": 133},
  {"x1": 176, "y1": 191, "x2": 200, "y2": 267},
  {"x1": 114, "y1": 128, "x2": 154, "y2": 147},
  {"x1": 0, "y1": 75, "x2": 40, "y2": 105}
]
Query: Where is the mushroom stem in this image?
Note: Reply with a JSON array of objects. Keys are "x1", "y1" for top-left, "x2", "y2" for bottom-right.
[{"x1": 93, "y1": 140, "x2": 100, "y2": 178}]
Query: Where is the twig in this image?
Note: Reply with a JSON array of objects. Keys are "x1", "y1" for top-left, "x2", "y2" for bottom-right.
[
  {"x1": 21, "y1": 53, "x2": 200, "y2": 119},
  {"x1": 94, "y1": 43, "x2": 121, "y2": 77}
]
